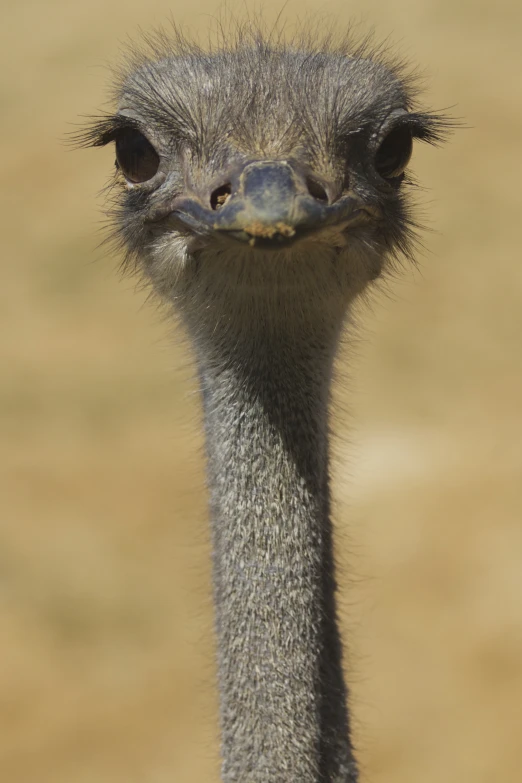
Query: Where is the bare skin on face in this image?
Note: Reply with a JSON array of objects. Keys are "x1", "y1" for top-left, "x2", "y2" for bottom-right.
[{"x1": 81, "y1": 24, "x2": 449, "y2": 783}]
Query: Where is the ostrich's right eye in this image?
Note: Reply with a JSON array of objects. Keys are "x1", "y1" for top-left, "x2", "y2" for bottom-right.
[
  {"x1": 374, "y1": 125, "x2": 413, "y2": 180},
  {"x1": 115, "y1": 128, "x2": 160, "y2": 183}
]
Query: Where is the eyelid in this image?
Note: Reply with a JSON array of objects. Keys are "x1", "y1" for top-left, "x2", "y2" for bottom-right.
[
  {"x1": 383, "y1": 111, "x2": 445, "y2": 144},
  {"x1": 373, "y1": 110, "x2": 409, "y2": 138},
  {"x1": 93, "y1": 115, "x2": 148, "y2": 147},
  {"x1": 388, "y1": 115, "x2": 423, "y2": 138}
]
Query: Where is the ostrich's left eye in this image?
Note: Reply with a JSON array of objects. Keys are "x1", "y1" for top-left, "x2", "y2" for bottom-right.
[
  {"x1": 115, "y1": 128, "x2": 160, "y2": 183},
  {"x1": 374, "y1": 126, "x2": 413, "y2": 179}
]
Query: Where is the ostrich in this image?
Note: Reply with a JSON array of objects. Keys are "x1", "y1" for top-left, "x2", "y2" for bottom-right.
[{"x1": 81, "y1": 26, "x2": 448, "y2": 783}]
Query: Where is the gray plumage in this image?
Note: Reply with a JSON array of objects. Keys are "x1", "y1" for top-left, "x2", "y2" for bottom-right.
[{"x1": 80, "y1": 24, "x2": 449, "y2": 783}]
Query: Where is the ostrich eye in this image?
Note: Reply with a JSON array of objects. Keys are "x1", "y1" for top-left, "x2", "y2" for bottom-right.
[
  {"x1": 115, "y1": 128, "x2": 160, "y2": 183},
  {"x1": 374, "y1": 126, "x2": 413, "y2": 179}
]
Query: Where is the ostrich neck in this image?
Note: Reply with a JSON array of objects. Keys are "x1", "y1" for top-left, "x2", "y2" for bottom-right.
[{"x1": 185, "y1": 284, "x2": 358, "y2": 783}]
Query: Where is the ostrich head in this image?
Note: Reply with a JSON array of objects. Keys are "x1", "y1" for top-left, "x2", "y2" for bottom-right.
[{"x1": 83, "y1": 32, "x2": 446, "y2": 322}]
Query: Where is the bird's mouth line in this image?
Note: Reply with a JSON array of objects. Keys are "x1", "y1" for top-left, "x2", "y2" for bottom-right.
[
  {"x1": 215, "y1": 212, "x2": 369, "y2": 248},
  {"x1": 146, "y1": 203, "x2": 373, "y2": 249}
]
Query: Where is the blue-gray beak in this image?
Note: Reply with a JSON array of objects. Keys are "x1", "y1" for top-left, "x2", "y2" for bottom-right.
[{"x1": 155, "y1": 161, "x2": 367, "y2": 248}]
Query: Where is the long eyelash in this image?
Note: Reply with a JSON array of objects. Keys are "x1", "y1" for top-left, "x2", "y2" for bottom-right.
[
  {"x1": 406, "y1": 111, "x2": 459, "y2": 145},
  {"x1": 69, "y1": 114, "x2": 142, "y2": 149}
]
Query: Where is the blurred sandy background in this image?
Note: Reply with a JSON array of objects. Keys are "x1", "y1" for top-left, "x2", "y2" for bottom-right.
[{"x1": 1, "y1": 1, "x2": 522, "y2": 781}]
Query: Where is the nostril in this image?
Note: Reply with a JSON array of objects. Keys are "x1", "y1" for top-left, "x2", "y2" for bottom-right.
[
  {"x1": 210, "y1": 183, "x2": 232, "y2": 210},
  {"x1": 305, "y1": 177, "x2": 328, "y2": 203}
]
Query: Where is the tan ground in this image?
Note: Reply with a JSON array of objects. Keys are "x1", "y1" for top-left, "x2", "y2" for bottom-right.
[{"x1": 2, "y1": 1, "x2": 522, "y2": 781}]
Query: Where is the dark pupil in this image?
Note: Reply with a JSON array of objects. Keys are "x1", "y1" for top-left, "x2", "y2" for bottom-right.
[
  {"x1": 375, "y1": 126, "x2": 413, "y2": 179},
  {"x1": 115, "y1": 129, "x2": 159, "y2": 183}
]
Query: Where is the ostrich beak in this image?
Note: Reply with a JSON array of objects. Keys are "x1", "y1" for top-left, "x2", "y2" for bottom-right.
[{"x1": 155, "y1": 161, "x2": 368, "y2": 248}]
